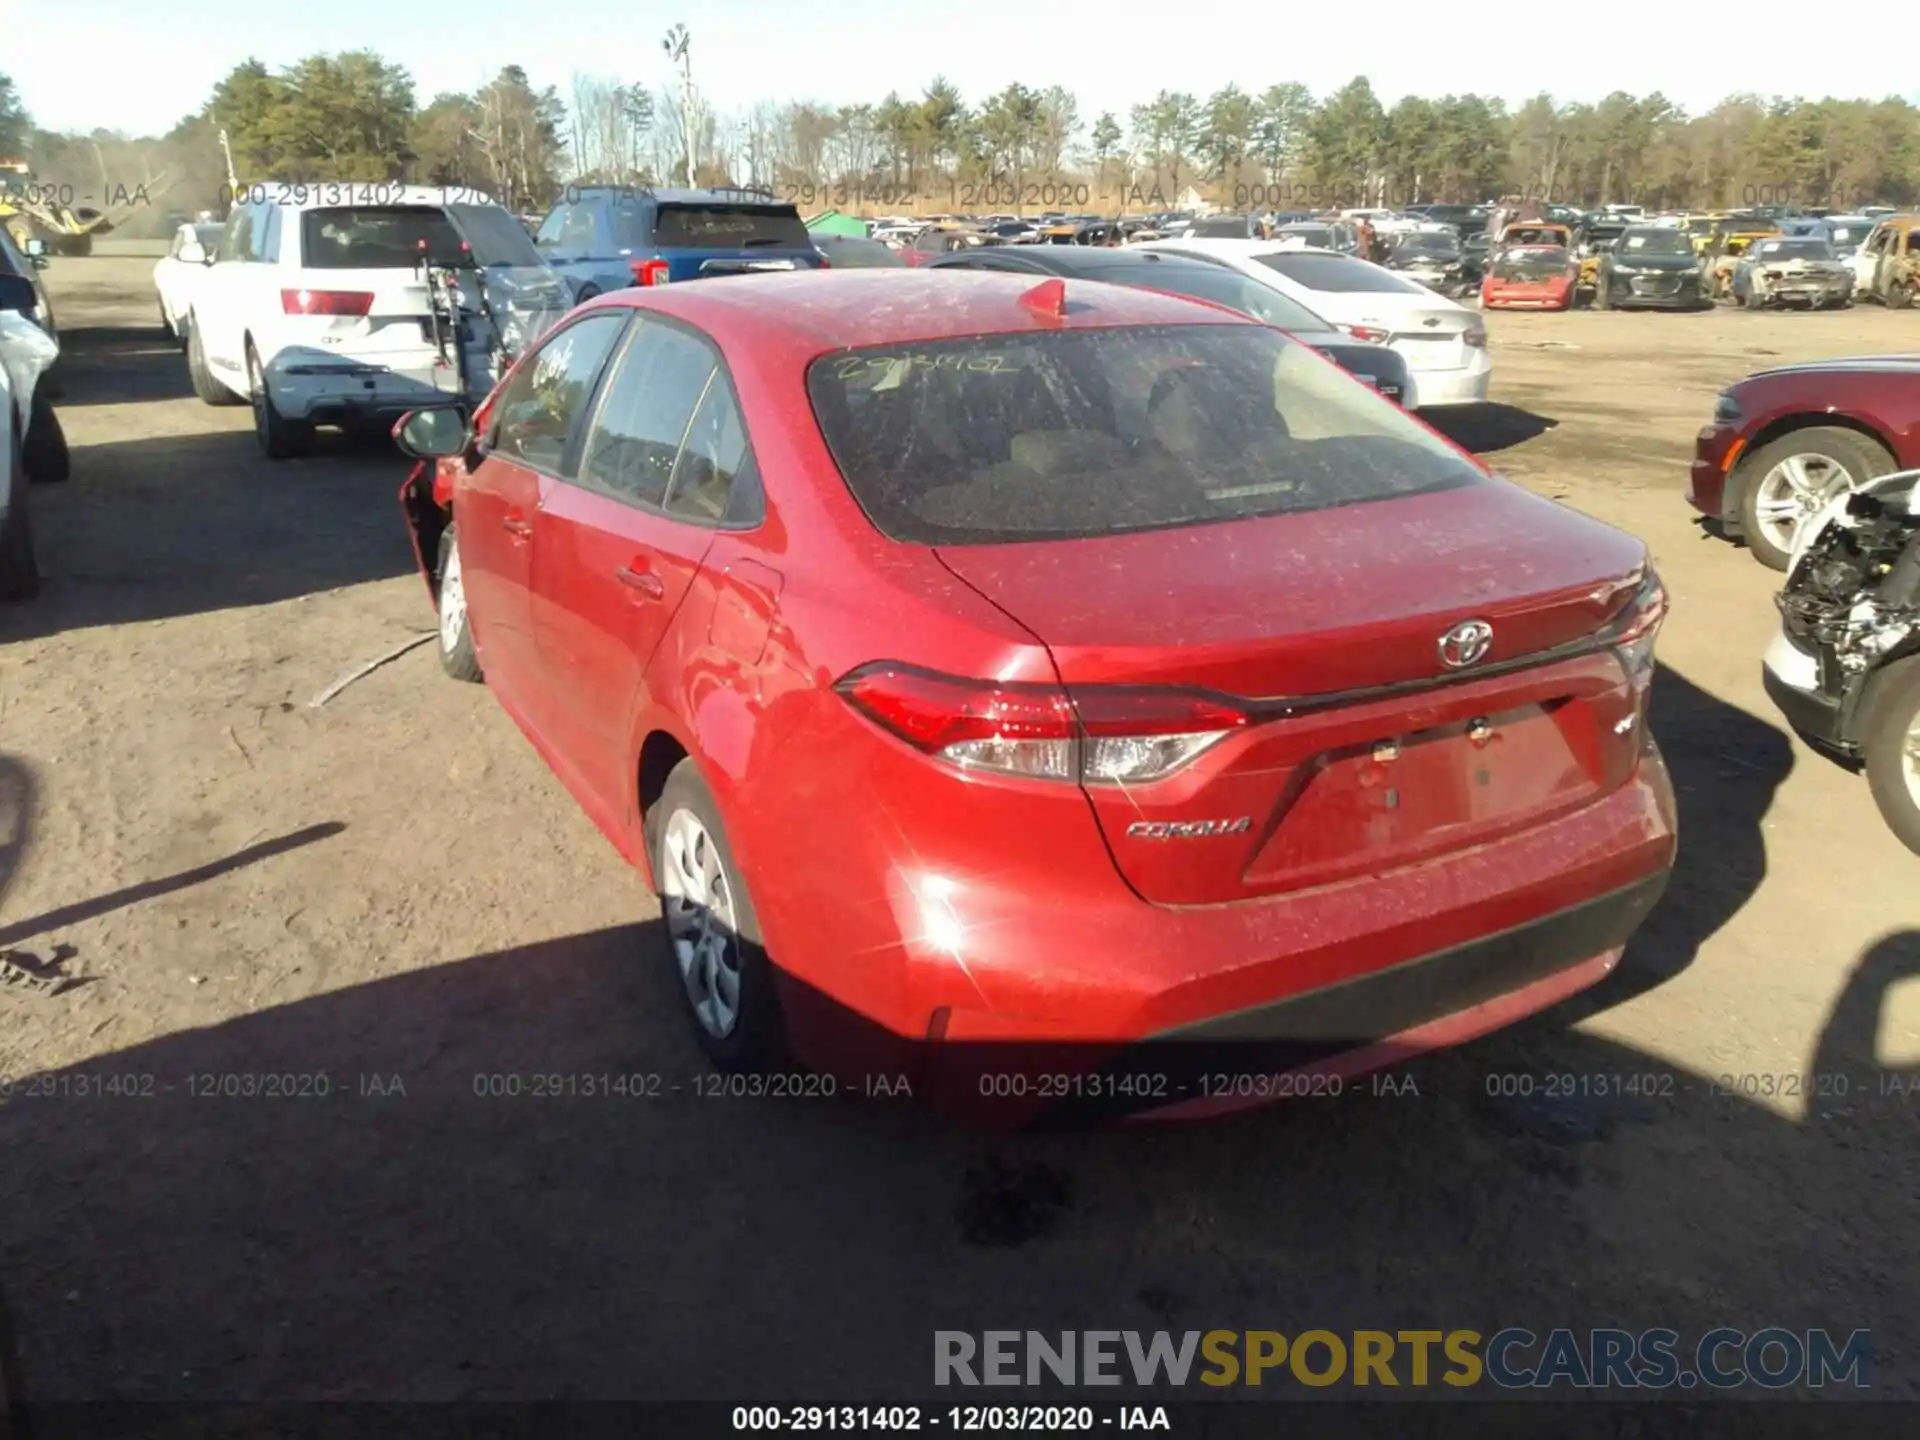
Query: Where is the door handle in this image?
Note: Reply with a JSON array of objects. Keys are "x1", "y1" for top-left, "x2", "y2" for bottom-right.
[
  {"x1": 502, "y1": 514, "x2": 532, "y2": 538},
  {"x1": 616, "y1": 563, "x2": 665, "y2": 599}
]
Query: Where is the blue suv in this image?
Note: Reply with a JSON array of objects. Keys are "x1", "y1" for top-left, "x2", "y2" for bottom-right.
[{"x1": 533, "y1": 186, "x2": 826, "y2": 300}]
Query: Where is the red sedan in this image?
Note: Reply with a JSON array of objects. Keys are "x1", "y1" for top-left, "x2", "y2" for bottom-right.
[
  {"x1": 395, "y1": 270, "x2": 1677, "y2": 1121},
  {"x1": 1482, "y1": 245, "x2": 1578, "y2": 310}
]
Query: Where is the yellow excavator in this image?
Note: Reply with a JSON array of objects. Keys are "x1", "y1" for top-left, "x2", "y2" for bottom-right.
[{"x1": 0, "y1": 159, "x2": 115, "y2": 256}]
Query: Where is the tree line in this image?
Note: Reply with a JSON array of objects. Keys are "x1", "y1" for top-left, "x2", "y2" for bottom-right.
[{"x1": 4, "y1": 62, "x2": 1918, "y2": 230}]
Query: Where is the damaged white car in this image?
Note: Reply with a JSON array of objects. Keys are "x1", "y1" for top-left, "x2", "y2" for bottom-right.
[{"x1": 1764, "y1": 471, "x2": 1920, "y2": 853}]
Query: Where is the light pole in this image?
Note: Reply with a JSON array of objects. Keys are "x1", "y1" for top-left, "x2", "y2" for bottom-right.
[{"x1": 661, "y1": 24, "x2": 695, "y2": 188}]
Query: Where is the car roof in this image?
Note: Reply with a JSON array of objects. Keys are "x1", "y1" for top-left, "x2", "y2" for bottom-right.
[
  {"x1": 573, "y1": 269, "x2": 1250, "y2": 357},
  {"x1": 559, "y1": 186, "x2": 789, "y2": 207}
]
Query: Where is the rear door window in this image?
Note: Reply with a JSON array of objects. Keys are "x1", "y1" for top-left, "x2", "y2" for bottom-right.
[
  {"x1": 805, "y1": 324, "x2": 1481, "y2": 546},
  {"x1": 557, "y1": 203, "x2": 600, "y2": 251},
  {"x1": 576, "y1": 320, "x2": 718, "y2": 508},
  {"x1": 606, "y1": 195, "x2": 652, "y2": 249},
  {"x1": 665, "y1": 372, "x2": 759, "y2": 526},
  {"x1": 652, "y1": 203, "x2": 810, "y2": 248},
  {"x1": 487, "y1": 312, "x2": 630, "y2": 474}
]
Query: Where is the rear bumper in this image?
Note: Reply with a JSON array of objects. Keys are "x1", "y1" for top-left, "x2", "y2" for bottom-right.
[
  {"x1": 267, "y1": 356, "x2": 470, "y2": 424},
  {"x1": 758, "y1": 725, "x2": 1678, "y2": 1118},
  {"x1": 1406, "y1": 362, "x2": 1491, "y2": 409}
]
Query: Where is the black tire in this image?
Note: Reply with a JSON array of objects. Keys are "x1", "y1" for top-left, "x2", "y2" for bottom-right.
[
  {"x1": 0, "y1": 437, "x2": 39, "y2": 601},
  {"x1": 1862, "y1": 659, "x2": 1920, "y2": 856},
  {"x1": 21, "y1": 390, "x2": 69, "y2": 483},
  {"x1": 1890, "y1": 280, "x2": 1915, "y2": 311},
  {"x1": 185, "y1": 317, "x2": 244, "y2": 406},
  {"x1": 247, "y1": 341, "x2": 310, "y2": 460},
  {"x1": 1735, "y1": 426, "x2": 1894, "y2": 572},
  {"x1": 645, "y1": 759, "x2": 787, "y2": 1072},
  {"x1": 435, "y1": 528, "x2": 482, "y2": 682},
  {"x1": 575, "y1": 285, "x2": 601, "y2": 304}
]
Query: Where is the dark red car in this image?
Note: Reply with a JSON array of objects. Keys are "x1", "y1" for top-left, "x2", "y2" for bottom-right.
[
  {"x1": 395, "y1": 270, "x2": 1677, "y2": 1120},
  {"x1": 1690, "y1": 356, "x2": 1920, "y2": 570},
  {"x1": 1481, "y1": 245, "x2": 1578, "y2": 311}
]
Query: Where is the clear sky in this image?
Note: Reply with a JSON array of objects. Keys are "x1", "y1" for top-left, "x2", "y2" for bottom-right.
[{"x1": 14, "y1": 0, "x2": 1920, "y2": 138}]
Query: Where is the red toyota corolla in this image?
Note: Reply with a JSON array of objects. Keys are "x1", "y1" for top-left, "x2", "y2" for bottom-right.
[{"x1": 395, "y1": 270, "x2": 1677, "y2": 1120}]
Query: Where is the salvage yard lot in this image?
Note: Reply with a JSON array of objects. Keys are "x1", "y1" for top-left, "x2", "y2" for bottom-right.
[{"x1": 1, "y1": 258, "x2": 1916, "y2": 1402}]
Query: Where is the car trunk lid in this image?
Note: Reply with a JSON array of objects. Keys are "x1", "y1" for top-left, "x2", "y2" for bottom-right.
[{"x1": 933, "y1": 482, "x2": 1651, "y2": 904}]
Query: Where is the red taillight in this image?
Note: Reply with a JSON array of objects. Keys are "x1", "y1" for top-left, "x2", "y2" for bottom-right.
[
  {"x1": 1603, "y1": 571, "x2": 1668, "y2": 699},
  {"x1": 281, "y1": 289, "x2": 374, "y2": 316},
  {"x1": 630, "y1": 259, "x2": 670, "y2": 286},
  {"x1": 814, "y1": 254, "x2": 831, "y2": 269},
  {"x1": 1339, "y1": 323, "x2": 1390, "y2": 343},
  {"x1": 835, "y1": 663, "x2": 1247, "y2": 784}
]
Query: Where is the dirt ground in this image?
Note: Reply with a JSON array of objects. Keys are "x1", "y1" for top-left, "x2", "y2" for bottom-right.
[{"x1": 0, "y1": 259, "x2": 1915, "y2": 1406}]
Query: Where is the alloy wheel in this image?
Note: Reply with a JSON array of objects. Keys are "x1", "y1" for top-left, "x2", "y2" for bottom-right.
[
  {"x1": 660, "y1": 808, "x2": 743, "y2": 1038},
  {"x1": 1751, "y1": 453, "x2": 1857, "y2": 555},
  {"x1": 438, "y1": 537, "x2": 467, "y2": 654}
]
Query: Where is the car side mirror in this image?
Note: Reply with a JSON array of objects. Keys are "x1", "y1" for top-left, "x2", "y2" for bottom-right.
[
  {"x1": 0, "y1": 274, "x2": 36, "y2": 312},
  {"x1": 393, "y1": 406, "x2": 471, "y2": 459},
  {"x1": 22, "y1": 237, "x2": 46, "y2": 258},
  {"x1": 179, "y1": 241, "x2": 207, "y2": 265}
]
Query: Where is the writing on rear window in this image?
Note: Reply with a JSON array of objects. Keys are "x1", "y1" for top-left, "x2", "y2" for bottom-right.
[{"x1": 832, "y1": 353, "x2": 1012, "y2": 380}]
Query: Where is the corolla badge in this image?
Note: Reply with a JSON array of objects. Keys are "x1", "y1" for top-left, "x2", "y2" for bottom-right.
[
  {"x1": 1438, "y1": 619, "x2": 1494, "y2": 669},
  {"x1": 1127, "y1": 818, "x2": 1251, "y2": 840},
  {"x1": 1423, "y1": 317, "x2": 1443, "y2": 327}
]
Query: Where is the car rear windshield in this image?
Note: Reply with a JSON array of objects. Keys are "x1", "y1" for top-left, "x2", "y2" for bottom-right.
[
  {"x1": 1254, "y1": 251, "x2": 1426, "y2": 294},
  {"x1": 1494, "y1": 249, "x2": 1570, "y2": 279},
  {"x1": 1276, "y1": 227, "x2": 1333, "y2": 246},
  {"x1": 1102, "y1": 262, "x2": 1329, "y2": 331},
  {"x1": 651, "y1": 202, "x2": 811, "y2": 248},
  {"x1": 301, "y1": 206, "x2": 478, "y2": 268},
  {"x1": 805, "y1": 325, "x2": 1482, "y2": 546},
  {"x1": 444, "y1": 203, "x2": 545, "y2": 267},
  {"x1": 1396, "y1": 235, "x2": 1460, "y2": 254}
]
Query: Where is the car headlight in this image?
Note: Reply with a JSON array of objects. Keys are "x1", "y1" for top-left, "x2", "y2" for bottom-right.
[{"x1": 1712, "y1": 392, "x2": 1742, "y2": 424}]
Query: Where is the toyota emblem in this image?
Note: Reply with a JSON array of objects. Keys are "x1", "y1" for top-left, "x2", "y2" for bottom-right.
[{"x1": 1439, "y1": 619, "x2": 1494, "y2": 669}]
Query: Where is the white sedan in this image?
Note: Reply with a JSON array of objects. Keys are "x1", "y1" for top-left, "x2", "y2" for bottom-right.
[
  {"x1": 1135, "y1": 238, "x2": 1491, "y2": 409},
  {"x1": 153, "y1": 222, "x2": 224, "y2": 345}
]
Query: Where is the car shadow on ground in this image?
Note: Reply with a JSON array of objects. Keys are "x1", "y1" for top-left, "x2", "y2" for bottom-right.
[
  {"x1": 0, "y1": 427, "x2": 416, "y2": 646},
  {"x1": 50, "y1": 324, "x2": 193, "y2": 408},
  {"x1": 1549, "y1": 662, "x2": 1792, "y2": 1025},
  {"x1": 1425, "y1": 402, "x2": 1557, "y2": 454},
  {"x1": 7, "y1": 661, "x2": 1906, "y2": 1407}
]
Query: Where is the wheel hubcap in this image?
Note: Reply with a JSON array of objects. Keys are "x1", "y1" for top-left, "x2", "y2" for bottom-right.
[
  {"x1": 438, "y1": 538, "x2": 467, "y2": 652},
  {"x1": 1752, "y1": 453, "x2": 1856, "y2": 553},
  {"x1": 660, "y1": 808, "x2": 742, "y2": 1038}
]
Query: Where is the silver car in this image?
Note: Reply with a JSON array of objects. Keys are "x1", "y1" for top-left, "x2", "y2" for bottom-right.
[{"x1": 1732, "y1": 237, "x2": 1854, "y2": 309}]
